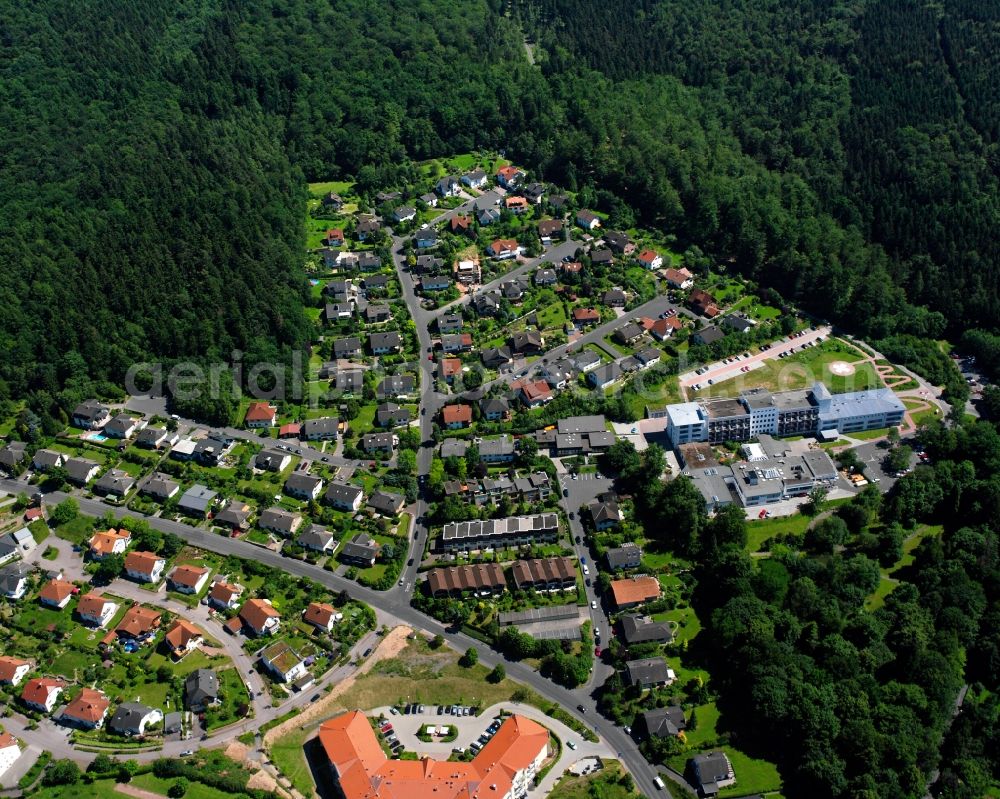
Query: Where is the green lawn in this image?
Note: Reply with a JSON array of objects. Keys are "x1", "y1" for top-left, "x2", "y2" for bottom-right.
[
  {"x1": 745, "y1": 513, "x2": 811, "y2": 551},
  {"x1": 132, "y1": 773, "x2": 234, "y2": 799},
  {"x1": 549, "y1": 761, "x2": 639, "y2": 799},
  {"x1": 866, "y1": 524, "x2": 943, "y2": 609},
  {"x1": 268, "y1": 726, "x2": 315, "y2": 796},
  {"x1": 351, "y1": 404, "x2": 378, "y2": 436},
  {"x1": 307, "y1": 180, "x2": 354, "y2": 198}
]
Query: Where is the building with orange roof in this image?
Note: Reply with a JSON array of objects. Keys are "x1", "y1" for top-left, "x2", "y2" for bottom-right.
[
  {"x1": 165, "y1": 619, "x2": 204, "y2": 659},
  {"x1": 115, "y1": 604, "x2": 161, "y2": 640},
  {"x1": 208, "y1": 580, "x2": 242, "y2": 610},
  {"x1": 21, "y1": 677, "x2": 66, "y2": 713},
  {"x1": 0, "y1": 656, "x2": 31, "y2": 686},
  {"x1": 88, "y1": 528, "x2": 131, "y2": 560},
  {"x1": 441, "y1": 404, "x2": 472, "y2": 429},
  {"x1": 77, "y1": 592, "x2": 119, "y2": 628},
  {"x1": 0, "y1": 730, "x2": 20, "y2": 778},
  {"x1": 168, "y1": 564, "x2": 210, "y2": 595},
  {"x1": 240, "y1": 598, "x2": 281, "y2": 636},
  {"x1": 124, "y1": 550, "x2": 166, "y2": 584},
  {"x1": 319, "y1": 711, "x2": 549, "y2": 799},
  {"x1": 62, "y1": 688, "x2": 110, "y2": 729},
  {"x1": 39, "y1": 578, "x2": 76, "y2": 609},
  {"x1": 302, "y1": 602, "x2": 339, "y2": 633},
  {"x1": 609, "y1": 575, "x2": 661, "y2": 610},
  {"x1": 245, "y1": 401, "x2": 278, "y2": 428}
]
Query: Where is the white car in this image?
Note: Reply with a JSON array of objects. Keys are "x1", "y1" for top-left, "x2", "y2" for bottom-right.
[
  {"x1": 566, "y1": 741, "x2": 577, "y2": 750},
  {"x1": 582, "y1": 565, "x2": 590, "y2": 575},
  {"x1": 591, "y1": 601, "x2": 597, "y2": 609}
]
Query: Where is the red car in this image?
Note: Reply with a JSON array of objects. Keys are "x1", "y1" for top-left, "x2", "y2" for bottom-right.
[{"x1": 594, "y1": 647, "x2": 602, "y2": 657}]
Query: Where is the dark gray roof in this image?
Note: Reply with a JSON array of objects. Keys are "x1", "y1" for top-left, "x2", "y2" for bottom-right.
[
  {"x1": 324, "y1": 481, "x2": 363, "y2": 506},
  {"x1": 625, "y1": 657, "x2": 672, "y2": 686},
  {"x1": 361, "y1": 432, "x2": 396, "y2": 451},
  {"x1": 643, "y1": 705, "x2": 687, "y2": 738},
  {"x1": 0, "y1": 562, "x2": 31, "y2": 595},
  {"x1": 620, "y1": 614, "x2": 674, "y2": 644},
  {"x1": 285, "y1": 472, "x2": 323, "y2": 495},
  {"x1": 65, "y1": 457, "x2": 100, "y2": 483},
  {"x1": 259, "y1": 507, "x2": 301, "y2": 534},
  {"x1": 606, "y1": 543, "x2": 642, "y2": 569},
  {"x1": 94, "y1": 468, "x2": 135, "y2": 496},
  {"x1": 377, "y1": 375, "x2": 415, "y2": 398},
  {"x1": 184, "y1": 669, "x2": 219, "y2": 707},
  {"x1": 341, "y1": 532, "x2": 380, "y2": 561},
  {"x1": 178, "y1": 484, "x2": 217, "y2": 512},
  {"x1": 367, "y1": 490, "x2": 405, "y2": 515},
  {"x1": 376, "y1": 402, "x2": 411, "y2": 427},
  {"x1": 298, "y1": 525, "x2": 335, "y2": 550},
  {"x1": 333, "y1": 336, "x2": 363, "y2": 355},
  {"x1": 108, "y1": 702, "x2": 156, "y2": 734},
  {"x1": 303, "y1": 417, "x2": 339, "y2": 437}
]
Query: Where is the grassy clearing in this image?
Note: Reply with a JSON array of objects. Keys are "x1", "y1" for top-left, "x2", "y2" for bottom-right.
[
  {"x1": 131, "y1": 774, "x2": 233, "y2": 799},
  {"x1": 866, "y1": 524, "x2": 943, "y2": 609},
  {"x1": 549, "y1": 761, "x2": 639, "y2": 799},
  {"x1": 745, "y1": 513, "x2": 811, "y2": 551},
  {"x1": 269, "y1": 727, "x2": 315, "y2": 796},
  {"x1": 307, "y1": 180, "x2": 354, "y2": 198}
]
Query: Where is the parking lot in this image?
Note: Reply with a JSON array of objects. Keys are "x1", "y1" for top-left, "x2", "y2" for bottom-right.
[{"x1": 370, "y1": 705, "x2": 513, "y2": 757}]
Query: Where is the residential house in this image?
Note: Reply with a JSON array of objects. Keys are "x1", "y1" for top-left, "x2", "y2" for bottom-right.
[
  {"x1": 240, "y1": 598, "x2": 281, "y2": 637},
  {"x1": 367, "y1": 490, "x2": 405, "y2": 516},
  {"x1": 540, "y1": 362, "x2": 573, "y2": 390},
  {"x1": 109, "y1": 702, "x2": 162, "y2": 737},
  {"x1": 590, "y1": 498, "x2": 623, "y2": 530},
  {"x1": 614, "y1": 321, "x2": 645, "y2": 345},
  {"x1": 135, "y1": 427, "x2": 175, "y2": 449},
  {"x1": 326, "y1": 228, "x2": 345, "y2": 247},
  {"x1": 333, "y1": 336, "x2": 363, "y2": 358},
  {"x1": 142, "y1": 473, "x2": 180, "y2": 502},
  {"x1": 366, "y1": 305, "x2": 392, "y2": 324},
  {"x1": 637, "y1": 250, "x2": 663, "y2": 270},
  {"x1": 0, "y1": 563, "x2": 30, "y2": 600},
  {"x1": 420, "y1": 192, "x2": 438, "y2": 208},
  {"x1": 39, "y1": 579, "x2": 76, "y2": 609},
  {"x1": 376, "y1": 190, "x2": 400, "y2": 203},
  {"x1": 603, "y1": 289, "x2": 627, "y2": 307},
  {"x1": 21, "y1": 677, "x2": 66, "y2": 713},
  {"x1": 168, "y1": 564, "x2": 210, "y2": 595},
  {"x1": 435, "y1": 175, "x2": 461, "y2": 197},
  {"x1": 664, "y1": 267, "x2": 694, "y2": 289},
  {"x1": 0, "y1": 657, "x2": 31, "y2": 687},
  {"x1": 303, "y1": 417, "x2": 340, "y2": 440},
  {"x1": 625, "y1": 657, "x2": 676, "y2": 689},
  {"x1": 258, "y1": 507, "x2": 303, "y2": 537},
  {"x1": 420, "y1": 275, "x2": 452, "y2": 293},
  {"x1": 572, "y1": 307, "x2": 601, "y2": 326},
  {"x1": 576, "y1": 209, "x2": 601, "y2": 230},
  {"x1": 454, "y1": 258, "x2": 481, "y2": 284},
  {"x1": 165, "y1": 619, "x2": 204, "y2": 659},
  {"x1": 512, "y1": 330, "x2": 544, "y2": 353},
  {"x1": 487, "y1": 239, "x2": 519, "y2": 260},
  {"x1": 208, "y1": 581, "x2": 242, "y2": 611},
  {"x1": 415, "y1": 229, "x2": 439, "y2": 249},
  {"x1": 610, "y1": 576, "x2": 660, "y2": 610},
  {"x1": 124, "y1": 551, "x2": 166, "y2": 584},
  {"x1": 519, "y1": 380, "x2": 553, "y2": 408},
  {"x1": 323, "y1": 481, "x2": 364, "y2": 512},
  {"x1": 636, "y1": 348, "x2": 661, "y2": 368},
  {"x1": 184, "y1": 669, "x2": 219, "y2": 712},
  {"x1": 62, "y1": 688, "x2": 110, "y2": 729},
  {"x1": 355, "y1": 217, "x2": 381, "y2": 241},
  {"x1": 606, "y1": 543, "x2": 642, "y2": 570},
  {"x1": 77, "y1": 593, "x2": 118, "y2": 627},
  {"x1": 32, "y1": 449, "x2": 65, "y2": 472},
  {"x1": 590, "y1": 248, "x2": 614, "y2": 266},
  {"x1": 333, "y1": 369, "x2": 364, "y2": 394},
  {"x1": 438, "y1": 314, "x2": 464, "y2": 333},
  {"x1": 573, "y1": 350, "x2": 603, "y2": 372},
  {"x1": 376, "y1": 402, "x2": 411, "y2": 427},
  {"x1": 88, "y1": 528, "x2": 131, "y2": 560},
  {"x1": 104, "y1": 414, "x2": 143, "y2": 440},
  {"x1": 361, "y1": 432, "x2": 397, "y2": 454},
  {"x1": 643, "y1": 706, "x2": 687, "y2": 739},
  {"x1": 442, "y1": 404, "x2": 472, "y2": 429},
  {"x1": 690, "y1": 751, "x2": 737, "y2": 796},
  {"x1": 474, "y1": 292, "x2": 501, "y2": 315},
  {"x1": 0, "y1": 732, "x2": 20, "y2": 778},
  {"x1": 260, "y1": 641, "x2": 308, "y2": 683},
  {"x1": 177, "y1": 484, "x2": 217, "y2": 517},
  {"x1": 693, "y1": 325, "x2": 725, "y2": 346},
  {"x1": 723, "y1": 314, "x2": 754, "y2": 334},
  {"x1": 522, "y1": 182, "x2": 545, "y2": 204},
  {"x1": 482, "y1": 346, "x2": 513, "y2": 370},
  {"x1": 620, "y1": 614, "x2": 675, "y2": 644},
  {"x1": 511, "y1": 557, "x2": 577, "y2": 591},
  {"x1": 588, "y1": 363, "x2": 623, "y2": 390},
  {"x1": 303, "y1": 602, "x2": 340, "y2": 633},
  {"x1": 244, "y1": 401, "x2": 277, "y2": 428},
  {"x1": 560, "y1": 260, "x2": 582, "y2": 276},
  {"x1": 392, "y1": 205, "x2": 416, "y2": 224},
  {"x1": 439, "y1": 357, "x2": 463, "y2": 384},
  {"x1": 449, "y1": 215, "x2": 471, "y2": 234},
  {"x1": 479, "y1": 397, "x2": 510, "y2": 421},
  {"x1": 298, "y1": 525, "x2": 336, "y2": 553},
  {"x1": 477, "y1": 206, "x2": 501, "y2": 226},
  {"x1": 441, "y1": 333, "x2": 473, "y2": 353},
  {"x1": 650, "y1": 316, "x2": 683, "y2": 341},
  {"x1": 115, "y1": 605, "x2": 162, "y2": 640},
  {"x1": 505, "y1": 195, "x2": 529, "y2": 215},
  {"x1": 0, "y1": 441, "x2": 27, "y2": 475},
  {"x1": 495, "y1": 165, "x2": 523, "y2": 189},
  {"x1": 93, "y1": 468, "x2": 135, "y2": 498},
  {"x1": 325, "y1": 279, "x2": 352, "y2": 301},
  {"x1": 339, "y1": 532, "x2": 381, "y2": 567},
  {"x1": 255, "y1": 450, "x2": 292, "y2": 472},
  {"x1": 690, "y1": 288, "x2": 720, "y2": 318},
  {"x1": 324, "y1": 303, "x2": 352, "y2": 323},
  {"x1": 426, "y1": 563, "x2": 507, "y2": 598},
  {"x1": 479, "y1": 436, "x2": 515, "y2": 464},
  {"x1": 321, "y1": 192, "x2": 343, "y2": 210},
  {"x1": 604, "y1": 231, "x2": 635, "y2": 255},
  {"x1": 72, "y1": 400, "x2": 110, "y2": 430},
  {"x1": 0, "y1": 527, "x2": 36, "y2": 565},
  {"x1": 215, "y1": 501, "x2": 253, "y2": 532},
  {"x1": 537, "y1": 219, "x2": 563, "y2": 243},
  {"x1": 501, "y1": 279, "x2": 527, "y2": 301},
  {"x1": 534, "y1": 268, "x2": 557, "y2": 286},
  {"x1": 462, "y1": 170, "x2": 487, "y2": 189},
  {"x1": 285, "y1": 472, "x2": 323, "y2": 501}
]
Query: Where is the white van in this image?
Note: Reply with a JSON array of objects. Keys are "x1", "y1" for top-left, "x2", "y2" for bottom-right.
[{"x1": 653, "y1": 777, "x2": 665, "y2": 790}]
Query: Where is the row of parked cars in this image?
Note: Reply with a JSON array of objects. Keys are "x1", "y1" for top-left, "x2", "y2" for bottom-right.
[
  {"x1": 468, "y1": 718, "x2": 504, "y2": 755},
  {"x1": 379, "y1": 720, "x2": 404, "y2": 755},
  {"x1": 391, "y1": 703, "x2": 478, "y2": 716}
]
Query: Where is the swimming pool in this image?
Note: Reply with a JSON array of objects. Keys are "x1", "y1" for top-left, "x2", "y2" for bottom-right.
[{"x1": 86, "y1": 432, "x2": 108, "y2": 442}]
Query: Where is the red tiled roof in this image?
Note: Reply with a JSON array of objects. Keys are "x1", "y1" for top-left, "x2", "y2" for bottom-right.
[
  {"x1": 210, "y1": 581, "x2": 241, "y2": 604},
  {"x1": 572, "y1": 307, "x2": 600, "y2": 323},
  {"x1": 116, "y1": 605, "x2": 161, "y2": 637},
  {"x1": 77, "y1": 592, "x2": 112, "y2": 619},
  {"x1": 39, "y1": 579, "x2": 75, "y2": 605},
  {"x1": 610, "y1": 576, "x2": 661, "y2": 608},
  {"x1": 440, "y1": 359, "x2": 462, "y2": 377},
  {"x1": 170, "y1": 564, "x2": 209, "y2": 588},
  {"x1": 240, "y1": 598, "x2": 280, "y2": 632},
  {"x1": 245, "y1": 402, "x2": 277, "y2": 422},
  {"x1": 0, "y1": 656, "x2": 30, "y2": 682},
  {"x1": 63, "y1": 688, "x2": 109, "y2": 724},
  {"x1": 303, "y1": 602, "x2": 336, "y2": 628},
  {"x1": 124, "y1": 550, "x2": 163, "y2": 576},
  {"x1": 89, "y1": 528, "x2": 130, "y2": 556},
  {"x1": 165, "y1": 620, "x2": 203, "y2": 653},
  {"x1": 21, "y1": 677, "x2": 65, "y2": 707},
  {"x1": 441, "y1": 404, "x2": 472, "y2": 425},
  {"x1": 521, "y1": 380, "x2": 552, "y2": 402},
  {"x1": 637, "y1": 249, "x2": 659, "y2": 264},
  {"x1": 279, "y1": 423, "x2": 302, "y2": 437}
]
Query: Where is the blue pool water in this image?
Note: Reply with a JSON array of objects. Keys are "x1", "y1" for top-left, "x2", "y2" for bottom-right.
[{"x1": 87, "y1": 432, "x2": 108, "y2": 442}]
